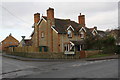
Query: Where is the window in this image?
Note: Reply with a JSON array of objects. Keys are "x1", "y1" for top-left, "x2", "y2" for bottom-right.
[
  {"x1": 80, "y1": 31, "x2": 84, "y2": 39},
  {"x1": 92, "y1": 31, "x2": 96, "y2": 36},
  {"x1": 64, "y1": 43, "x2": 74, "y2": 51},
  {"x1": 10, "y1": 42, "x2": 12, "y2": 44},
  {"x1": 67, "y1": 30, "x2": 72, "y2": 38},
  {"x1": 41, "y1": 32, "x2": 44, "y2": 38},
  {"x1": 4, "y1": 42, "x2": 7, "y2": 44},
  {"x1": 39, "y1": 46, "x2": 48, "y2": 52}
]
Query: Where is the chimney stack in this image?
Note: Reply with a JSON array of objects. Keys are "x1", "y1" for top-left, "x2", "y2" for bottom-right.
[
  {"x1": 78, "y1": 13, "x2": 85, "y2": 27},
  {"x1": 94, "y1": 26, "x2": 97, "y2": 30},
  {"x1": 34, "y1": 13, "x2": 40, "y2": 23},
  {"x1": 47, "y1": 7, "x2": 54, "y2": 20}
]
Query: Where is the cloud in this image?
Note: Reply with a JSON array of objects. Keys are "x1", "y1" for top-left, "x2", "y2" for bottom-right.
[
  {"x1": 0, "y1": 2, "x2": 118, "y2": 42},
  {"x1": 86, "y1": 8, "x2": 118, "y2": 29}
]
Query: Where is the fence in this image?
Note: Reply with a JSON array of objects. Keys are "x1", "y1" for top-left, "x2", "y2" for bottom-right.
[
  {"x1": 7, "y1": 46, "x2": 39, "y2": 53},
  {"x1": 7, "y1": 47, "x2": 102, "y2": 59}
]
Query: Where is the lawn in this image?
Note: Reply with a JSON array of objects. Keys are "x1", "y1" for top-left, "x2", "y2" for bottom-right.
[{"x1": 87, "y1": 53, "x2": 114, "y2": 58}]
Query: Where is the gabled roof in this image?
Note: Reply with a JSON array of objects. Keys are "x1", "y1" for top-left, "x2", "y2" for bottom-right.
[
  {"x1": 42, "y1": 16, "x2": 83, "y2": 34},
  {"x1": 31, "y1": 16, "x2": 102, "y2": 36},
  {"x1": 89, "y1": 28, "x2": 94, "y2": 31},
  {"x1": 2, "y1": 34, "x2": 19, "y2": 43}
]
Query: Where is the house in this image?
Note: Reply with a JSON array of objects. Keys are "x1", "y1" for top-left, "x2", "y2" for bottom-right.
[
  {"x1": 19, "y1": 38, "x2": 32, "y2": 47},
  {"x1": 1, "y1": 33, "x2": 19, "y2": 52},
  {"x1": 30, "y1": 7, "x2": 99, "y2": 54}
]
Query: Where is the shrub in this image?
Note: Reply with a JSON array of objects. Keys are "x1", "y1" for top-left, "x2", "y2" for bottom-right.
[{"x1": 114, "y1": 45, "x2": 120, "y2": 54}]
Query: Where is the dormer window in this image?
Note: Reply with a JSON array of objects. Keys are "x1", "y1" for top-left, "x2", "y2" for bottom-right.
[
  {"x1": 92, "y1": 31, "x2": 96, "y2": 36},
  {"x1": 80, "y1": 31, "x2": 84, "y2": 39},
  {"x1": 79, "y1": 27, "x2": 86, "y2": 39},
  {"x1": 68, "y1": 30, "x2": 72, "y2": 38},
  {"x1": 92, "y1": 29, "x2": 98, "y2": 36}
]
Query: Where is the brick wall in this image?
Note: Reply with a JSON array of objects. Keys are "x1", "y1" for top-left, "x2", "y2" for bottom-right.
[
  {"x1": 52, "y1": 29, "x2": 59, "y2": 53},
  {"x1": 39, "y1": 20, "x2": 47, "y2": 46}
]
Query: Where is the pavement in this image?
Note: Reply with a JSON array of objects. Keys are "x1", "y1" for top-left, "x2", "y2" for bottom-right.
[
  {"x1": 2, "y1": 53, "x2": 119, "y2": 61},
  {"x1": 86, "y1": 55, "x2": 118, "y2": 61}
]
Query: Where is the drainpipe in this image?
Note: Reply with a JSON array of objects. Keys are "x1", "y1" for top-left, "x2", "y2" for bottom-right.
[{"x1": 62, "y1": 34, "x2": 63, "y2": 52}]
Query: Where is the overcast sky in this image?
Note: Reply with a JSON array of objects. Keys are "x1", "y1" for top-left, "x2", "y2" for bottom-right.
[{"x1": 0, "y1": 0, "x2": 119, "y2": 42}]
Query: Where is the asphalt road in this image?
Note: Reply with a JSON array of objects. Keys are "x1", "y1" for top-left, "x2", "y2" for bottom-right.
[{"x1": 1, "y1": 53, "x2": 118, "y2": 78}]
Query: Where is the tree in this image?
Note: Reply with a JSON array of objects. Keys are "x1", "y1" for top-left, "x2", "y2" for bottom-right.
[
  {"x1": 84, "y1": 34, "x2": 102, "y2": 50},
  {"x1": 84, "y1": 34, "x2": 116, "y2": 54},
  {"x1": 102, "y1": 36, "x2": 116, "y2": 54}
]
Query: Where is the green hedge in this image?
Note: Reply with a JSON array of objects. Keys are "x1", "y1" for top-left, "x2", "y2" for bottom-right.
[{"x1": 114, "y1": 45, "x2": 120, "y2": 54}]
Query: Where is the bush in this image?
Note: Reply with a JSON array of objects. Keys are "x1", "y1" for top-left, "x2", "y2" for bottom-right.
[{"x1": 114, "y1": 45, "x2": 120, "y2": 54}]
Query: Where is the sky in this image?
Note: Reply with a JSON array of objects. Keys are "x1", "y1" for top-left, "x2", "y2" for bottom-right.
[{"x1": 0, "y1": 0, "x2": 119, "y2": 42}]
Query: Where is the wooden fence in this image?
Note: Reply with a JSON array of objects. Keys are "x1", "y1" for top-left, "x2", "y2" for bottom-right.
[{"x1": 8, "y1": 46, "x2": 39, "y2": 53}]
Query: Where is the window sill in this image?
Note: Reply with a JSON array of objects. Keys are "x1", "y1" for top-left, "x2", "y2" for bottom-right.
[{"x1": 68, "y1": 37, "x2": 72, "y2": 38}]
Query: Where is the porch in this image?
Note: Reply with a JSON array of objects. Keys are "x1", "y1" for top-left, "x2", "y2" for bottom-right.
[{"x1": 64, "y1": 40, "x2": 85, "y2": 54}]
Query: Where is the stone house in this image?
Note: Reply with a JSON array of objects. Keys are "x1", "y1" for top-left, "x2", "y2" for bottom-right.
[
  {"x1": 31, "y1": 7, "x2": 98, "y2": 54},
  {"x1": 1, "y1": 34, "x2": 19, "y2": 52}
]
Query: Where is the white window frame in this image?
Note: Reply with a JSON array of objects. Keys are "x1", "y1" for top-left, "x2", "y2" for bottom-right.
[
  {"x1": 41, "y1": 32, "x2": 44, "y2": 38},
  {"x1": 92, "y1": 29, "x2": 98, "y2": 36},
  {"x1": 68, "y1": 30, "x2": 72, "y2": 38},
  {"x1": 80, "y1": 31, "x2": 84, "y2": 39},
  {"x1": 64, "y1": 43, "x2": 74, "y2": 52}
]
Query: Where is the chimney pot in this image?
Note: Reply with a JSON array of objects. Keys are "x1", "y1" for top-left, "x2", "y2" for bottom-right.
[
  {"x1": 80, "y1": 13, "x2": 81, "y2": 15},
  {"x1": 94, "y1": 26, "x2": 97, "y2": 30}
]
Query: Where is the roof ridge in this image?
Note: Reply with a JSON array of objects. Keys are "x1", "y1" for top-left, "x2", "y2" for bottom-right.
[{"x1": 42, "y1": 16, "x2": 71, "y2": 21}]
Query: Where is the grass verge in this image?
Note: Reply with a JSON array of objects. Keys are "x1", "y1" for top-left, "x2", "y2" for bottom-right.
[{"x1": 87, "y1": 53, "x2": 114, "y2": 58}]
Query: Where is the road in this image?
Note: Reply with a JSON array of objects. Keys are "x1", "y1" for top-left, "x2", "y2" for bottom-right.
[{"x1": 1, "y1": 53, "x2": 118, "y2": 78}]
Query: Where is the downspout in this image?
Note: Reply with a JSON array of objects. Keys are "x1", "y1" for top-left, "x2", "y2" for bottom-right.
[{"x1": 62, "y1": 33, "x2": 63, "y2": 52}]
